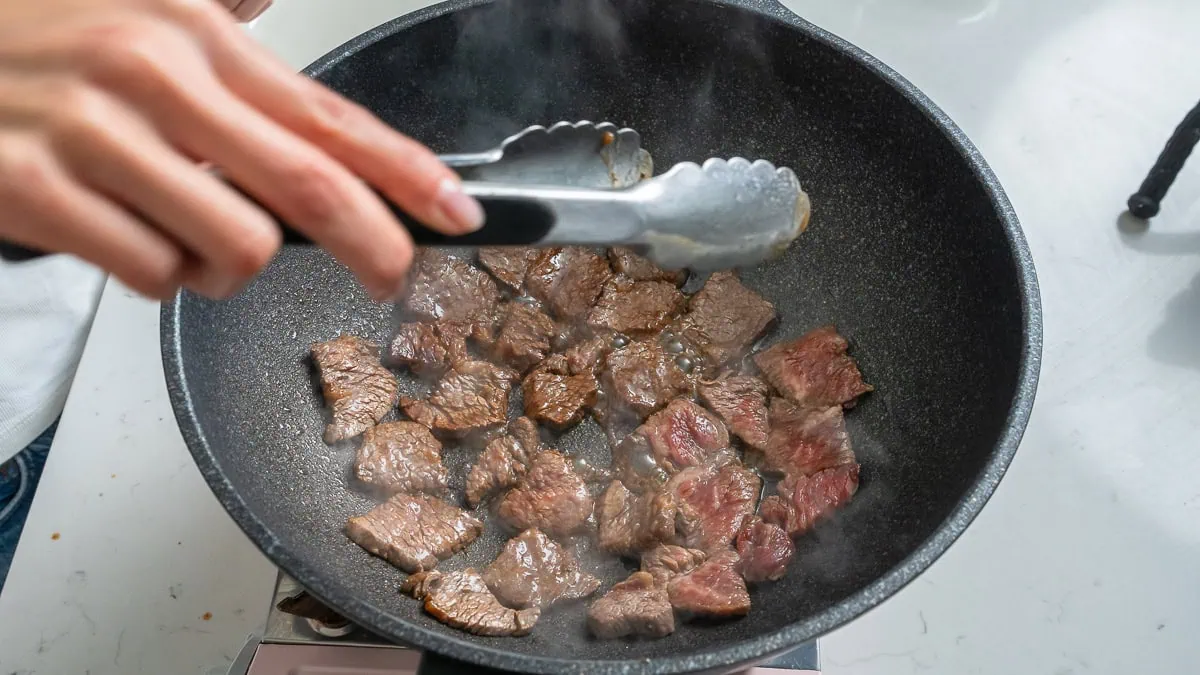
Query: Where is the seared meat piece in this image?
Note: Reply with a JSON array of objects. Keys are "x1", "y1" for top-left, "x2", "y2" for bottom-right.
[
  {"x1": 354, "y1": 421, "x2": 448, "y2": 495},
  {"x1": 764, "y1": 400, "x2": 855, "y2": 476},
  {"x1": 610, "y1": 434, "x2": 671, "y2": 495},
  {"x1": 311, "y1": 335, "x2": 397, "y2": 443},
  {"x1": 478, "y1": 247, "x2": 538, "y2": 293},
  {"x1": 602, "y1": 337, "x2": 693, "y2": 419},
  {"x1": 676, "y1": 271, "x2": 777, "y2": 366},
  {"x1": 736, "y1": 517, "x2": 794, "y2": 582},
  {"x1": 525, "y1": 247, "x2": 612, "y2": 321},
  {"x1": 466, "y1": 435, "x2": 535, "y2": 507},
  {"x1": 387, "y1": 322, "x2": 470, "y2": 376},
  {"x1": 508, "y1": 415, "x2": 544, "y2": 454},
  {"x1": 497, "y1": 451, "x2": 594, "y2": 538},
  {"x1": 522, "y1": 354, "x2": 597, "y2": 430},
  {"x1": 699, "y1": 375, "x2": 770, "y2": 450},
  {"x1": 492, "y1": 301, "x2": 558, "y2": 374},
  {"x1": 587, "y1": 276, "x2": 686, "y2": 335},
  {"x1": 587, "y1": 571, "x2": 674, "y2": 639},
  {"x1": 667, "y1": 460, "x2": 761, "y2": 552},
  {"x1": 345, "y1": 493, "x2": 482, "y2": 573},
  {"x1": 404, "y1": 249, "x2": 502, "y2": 340},
  {"x1": 640, "y1": 544, "x2": 708, "y2": 587},
  {"x1": 666, "y1": 550, "x2": 750, "y2": 619},
  {"x1": 753, "y1": 325, "x2": 873, "y2": 409},
  {"x1": 483, "y1": 528, "x2": 601, "y2": 610},
  {"x1": 765, "y1": 463, "x2": 860, "y2": 537},
  {"x1": 405, "y1": 569, "x2": 541, "y2": 637},
  {"x1": 637, "y1": 398, "x2": 730, "y2": 474},
  {"x1": 401, "y1": 359, "x2": 517, "y2": 435},
  {"x1": 608, "y1": 247, "x2": 687, "y2": 286},
  {"x1": 596, "y1": 481, "x2": 678, "y2": 557},
  {"x1": 563, "y1": 334, "x2": 612, "y2": 376}
]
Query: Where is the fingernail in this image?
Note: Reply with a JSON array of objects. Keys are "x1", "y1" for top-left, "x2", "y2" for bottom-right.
[{"x1": 435, "y1": 178, "x2": 485, "y2": 233}]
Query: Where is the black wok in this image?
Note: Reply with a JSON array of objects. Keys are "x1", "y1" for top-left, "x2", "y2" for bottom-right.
[{"x1": 160, "y1": 0, "x2": 1042, "y2": 672}]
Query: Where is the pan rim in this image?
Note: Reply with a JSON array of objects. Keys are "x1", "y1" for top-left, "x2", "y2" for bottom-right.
[{"x1": 160, "y1": 0, "x2": 1043, "y2": 672}]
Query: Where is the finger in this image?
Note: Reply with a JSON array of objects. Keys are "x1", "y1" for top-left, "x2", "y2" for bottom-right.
[
  {"x1": 228, "y1": 0, "x2": 273, "y2": 22},
  {"x1": 0, "y1": 132, "x2": 185, "y2": 299},
  {"x1": 173, "y1": 2, "x2": 484, "y2": 236}
]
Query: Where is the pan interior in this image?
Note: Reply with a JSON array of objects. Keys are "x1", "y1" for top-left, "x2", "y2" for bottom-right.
[{"x1": 172, "y1": 0, "x2": 1027, "y2": 667}]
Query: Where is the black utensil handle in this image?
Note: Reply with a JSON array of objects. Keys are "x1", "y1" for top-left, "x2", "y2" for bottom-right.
[
  {"x1": 417, "y1": 652, "x2": 513, "y2": 675},
  {"x1": 1128, "y1": 98, "x2": 1200, "y2": 220}
]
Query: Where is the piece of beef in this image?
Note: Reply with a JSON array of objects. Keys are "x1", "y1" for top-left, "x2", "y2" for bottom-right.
[
  {"x1": 401, "y1": 359, "x2": 517, "y2": 435},
  {"x1": 753, "y1": 325, "x2": 873, "y2": 409},
  {"x1": 466, "y1": 435, "x2": 534, "y2": 507},
  {"x1": 763, "y1": 400, "x2": 855, "y2": 476},
  {"x1": 387, "y1": 322, "x2": 470, "y2": 376},
  {"x1": 354, "y1": 421, "x2": 448, "y2": 495},
  {"x1": 525, "y1": 247, "x2": 612, "y2": 321},
  {"x1": 522, "y1": 354, "x2": 597, "y2": 430},
  {"x1": 596, "y1": 481, "x2": 678, "y2": 557},
  {"x1": 667, "y1": 461, "x2": 761, "y2": 552},
  {"x1": 610, "y1": 433, "x2": 671, "y2": 495},
  {"x1": 345, "y1": 493, "x2": 482, "y2": 573},
  {"x1": 587, "y1": 276, "x2": 686, "y2": 335},
  {"x1": 601, "y1": 337, "x2": 693, "y2": 420},
  {"x1": 699, "y1": 375, "x2": 770, "y2": 450},
  {"x1": 508, "y1": 415, "x2": 544, "y2": 454},
  {"x1": 767, "y1": 463, "x2": 860, "y2": 537},
  {"x1": 608, "y1": 248, "x2": 687, "y2": 286},
  {"x1": 666, "y1": 550, "x2": 750, "y2": 618},
  {"x1": 563, "y1": 334, "x2": 613, "y2": 376},
  {"x1": 758, "y1": 495, "x2": 794, "y2": 531},
  {"x1": 637, "y1": 398, "x2": 730, "y2": 474},
  {"x1": 404, "y1": 249, "x2": 502, "y2": 340},
  {"x1": 587, "y1": 571, "x2": 675, "y2": 639},
  {"x1": 478, "y1": 247, "x2": 538, "y2": 293},
  {"x1": 640, "y1": 544, "x2": 708, "y2": 587},
  {"x1": 311, "y1": 335, "x2": 398, "y2": 443},
  {"x1": 492, "y1": 301, "x2": 558, "y2": 374},
  {"x1": 497, "y1": 451, "x2": 594, "y2": 538},
  {"x1": 676, "y1": 271, "x2": 777, "y2": 367},
  {"x1": 736, "y1": 517, "x2": 794, "y2": 582},
  {"x1": 482, "y1": 528, "x2": 601, "y2": 610},
  {"x1": 405, "y1": 569, "x2": 541, "y2": 637}
]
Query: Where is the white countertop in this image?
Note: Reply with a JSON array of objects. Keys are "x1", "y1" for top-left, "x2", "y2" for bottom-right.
[{"x1": 3, "y1": 1, "x2": 1200, "y2": 673}]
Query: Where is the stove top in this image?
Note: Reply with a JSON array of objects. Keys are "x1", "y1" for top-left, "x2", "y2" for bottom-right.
[{"x1": 227, "y1": 570, "x2": 819, "y2": 674}]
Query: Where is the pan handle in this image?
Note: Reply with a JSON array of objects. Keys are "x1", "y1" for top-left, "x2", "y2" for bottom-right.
[{"x1": 417, "y1": 651, "x2": 513, "y2": 675}]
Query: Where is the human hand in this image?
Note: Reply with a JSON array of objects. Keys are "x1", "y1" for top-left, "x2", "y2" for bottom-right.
[{"x1": 0, "y1": 0, "x2": 483, "y2": 301}]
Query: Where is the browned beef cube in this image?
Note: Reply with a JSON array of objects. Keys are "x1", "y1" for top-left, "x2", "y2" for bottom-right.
[
  {"x1": 405, "y1": 569, "x2": 541, "y2": 637},
  {"x1": 497, "y1": 451, "x2": 593, "y2": 538},
  {"x1": 478, "y1": 247, "x2": 538, "y2": 292},
  {"x1": 491, "y1": 301, "x2": 558, "y2": 374},
  {"x1": 587, "y1": 276, "x2": 686, "y2": 335},
  {"x1": 587, "y1": 571, "x2": 674, "y2": 639},
  {"x1": 736, "y1": 517, "x2": 794, "y2": 582},
  {"x1": 676, "y1": 271, "x2": 777, "y2": 366},
  {"x1": 563, "y1": 334, "x2": 613, "y2": 376},
  {"x1": 765, "y1": 463, "x2": 860, "y2": 537},
  {"x1": 637, "y1": 398, "x2": 730, "y2": 474},
  {"x1": 482, "y1": 528, "x2": 601, "y2": 610},
  {"x1": 607, "y1": 248, "x2": 687, "y2": 285},
  {"x1": 387, "y1": 322, "x2": 470, "y2": 376},
  {"x1": 466, "y1": 436, "x2": 534, "y2": 507},
  {"x1": 525, "y1": 247, "x2": 612, "y2": 321},
  {"x1": 754, "y1": 325, "x2": 873, "y2": 409},
  {"x1": 311, "y1": 335, "x2": 397, "y2": 443},
  {"x1": 667, "y1": 460, "x2": 761, "y2": 552},
  {"x1": 345, "y1": 493, "x2": 482, "y2": 573},
  {"x1": 764, "y1": 400, "x2": 855, "y2": 476},
  {"x1": 401, "y1": 359, "x2": 517, "y2": 435},
  {"x1": 601, "y1": 337, "x2": 693, "y2": 420},
  {"x1": 640, "y1": 544, "x2": 708, "y2": 587},
  {"x1": 522, "y1": 354, "x2": 597, "y2": 430},
  {"x1": 666, "y1": 550, "x2": 750, "y2": 619},
  {"x1": 596, "y1": 480, "x2": 678, "y2": 557},
  {"x1": 698, "y1": 375, "x2": 770, "y2": 450},
  {"x1": 404, "y1": 249, "x2": 502, "y2": 340},
  {"x1": 354, "y1": 421, "x2": 448, "y2": 495}
]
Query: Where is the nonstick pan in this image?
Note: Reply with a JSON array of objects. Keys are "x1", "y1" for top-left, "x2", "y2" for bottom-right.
[{"x1": 159, "y1": 0, "x2": 1042, "y2": 673}]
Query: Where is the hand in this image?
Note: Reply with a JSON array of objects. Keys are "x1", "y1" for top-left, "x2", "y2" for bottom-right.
[{"x1": 0, "y1": 0, "x2": 483, "y2": 301}]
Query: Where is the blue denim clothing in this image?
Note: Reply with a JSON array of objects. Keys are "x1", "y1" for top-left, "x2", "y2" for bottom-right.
[{"x1": 0, "y1": 420, "x2": 57, "y2": 592}]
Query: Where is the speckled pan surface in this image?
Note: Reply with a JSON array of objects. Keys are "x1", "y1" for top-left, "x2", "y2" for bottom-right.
[{"x1": 160, "y1": 0, "x2": 1041, "y2": 673}]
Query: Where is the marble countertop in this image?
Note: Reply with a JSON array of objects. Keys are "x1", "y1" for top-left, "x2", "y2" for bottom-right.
[{"x1": 2, "y1": 1, "x2": 1199, "y2": 673}]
